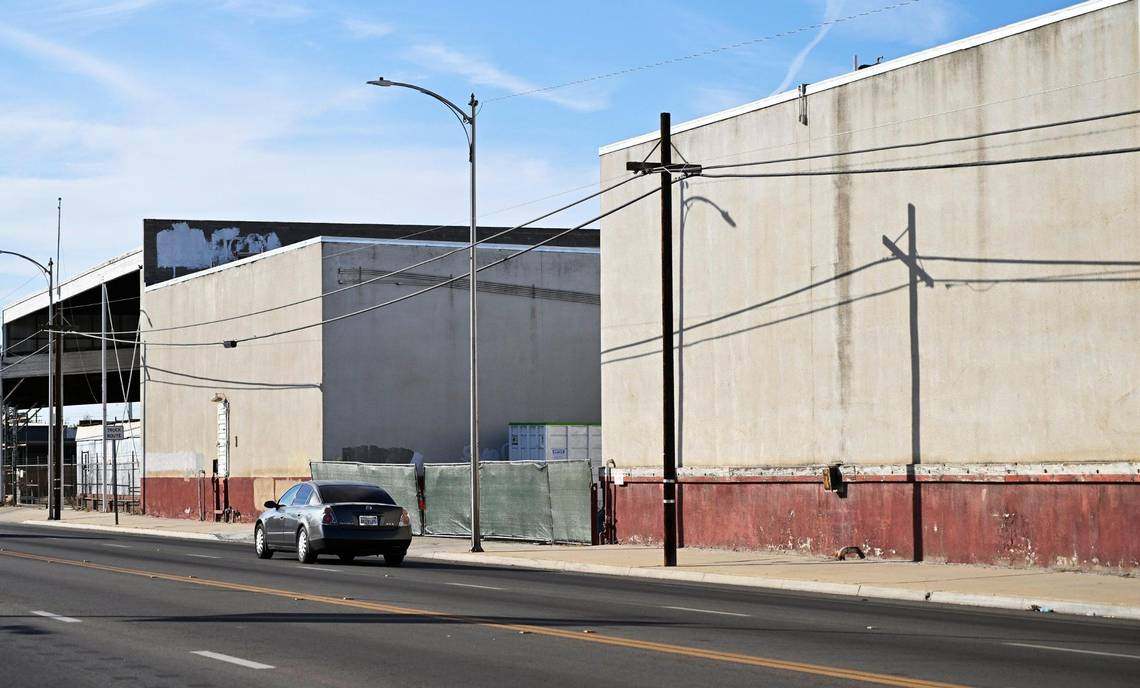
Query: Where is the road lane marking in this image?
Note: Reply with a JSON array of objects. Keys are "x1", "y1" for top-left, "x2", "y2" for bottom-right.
[
  {"x1": 445, "y1": 582, "x2": 504, "y2": 591},
  {"x1": 191, "y1": 651, "x2": 274, "y2": 670},
  {"x1": 0, "y1": 549, "x2": 966, "y2": 688},
  {"x1": 104, "y1": 544, "x2": 132, "y2": 549},
  {"x1": 306, "y1": 566, "x2": 340, "y2": 572},
  {"x1": 185, "y1": 554, "x2": 221, "y2": 559},
  {"x1": 664, "y1": 605, "x2": 750, "y2": 617},
  {"x1": 1005, "y1": 642, "x2": 1140, "y2": 660},
  {"x1": 32, "y1": 610, "x2": 81, "y2": 623}
]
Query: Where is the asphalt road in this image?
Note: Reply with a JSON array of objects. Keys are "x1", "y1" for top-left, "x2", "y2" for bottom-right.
[{"x1": 1, "y1": 522, "x2": 1137, "y2": 688}]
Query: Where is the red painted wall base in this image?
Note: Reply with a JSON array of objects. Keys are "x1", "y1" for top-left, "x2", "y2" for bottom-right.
[
  {"x1": 142, "y1": 476, "x2": 306, "y2": 523},
  {"x1": 612, "y1": 475, "x2": 1139, "y2": 572}
]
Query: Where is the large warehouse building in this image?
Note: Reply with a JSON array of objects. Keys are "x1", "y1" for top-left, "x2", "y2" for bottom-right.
[
  {"x1": 598, "y1": 0, "x2": 1139, "y2": 570},
  {"x1": 141, "y1": 221, "x2": 600, "y2": 520},
  {"x1": 2, "y1": 219, "x2": 601, "y2": 521}
]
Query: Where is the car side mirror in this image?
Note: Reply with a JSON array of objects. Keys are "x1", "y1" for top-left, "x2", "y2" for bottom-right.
[{"x1": 264, "y1": 500, "x2": 279, "y2": 509}]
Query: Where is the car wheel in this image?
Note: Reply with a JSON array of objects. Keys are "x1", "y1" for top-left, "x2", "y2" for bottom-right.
[
  {"x1": 296, "y1": 529, "x2": 318, "y2": 564},
  {"x1": 383, "y1": 551, "x2": 405, "y2": 567},
  {"x1": 254, "y1": 524, "x2": 273, "y2": 559},
  {"x1": 337, "y1": 554, "x2": 355, "y2": 563}
]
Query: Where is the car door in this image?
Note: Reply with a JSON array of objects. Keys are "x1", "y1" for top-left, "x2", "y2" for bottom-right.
[
  {"x1": 269, "y1": 484, "x2": 301, "y2": 546},
  {"x1": 282, "y1": 483, "x2": 315, "y2": 546}
]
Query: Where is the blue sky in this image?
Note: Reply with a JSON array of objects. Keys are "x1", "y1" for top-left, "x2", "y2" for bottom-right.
[{"x1": 0, "y1": 0, "x2": 1088, "y2": 303}]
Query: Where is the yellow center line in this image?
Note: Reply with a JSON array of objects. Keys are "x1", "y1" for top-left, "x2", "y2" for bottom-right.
[{"x1": 0, "y1": 548, "x2": 968, "y2": 688}]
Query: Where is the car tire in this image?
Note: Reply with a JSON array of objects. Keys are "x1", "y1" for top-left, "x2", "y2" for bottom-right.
[
  {"x1": 296, "y1": 529, "x2": 318, "y2": 564},
  {"x1": 254, "y1": 524, "x2": 273, "y2": 559},
  {"x1": 337, "y1": 554, "x2": 355, "y2": 563},
  {"x1": 383, "y1": 551, "x2": 405, "y2": 567}
]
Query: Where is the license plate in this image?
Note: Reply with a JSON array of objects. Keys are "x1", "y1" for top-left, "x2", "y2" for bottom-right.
[{"x1": 359, "y1": 515, "x2": 379, "y2": 526}]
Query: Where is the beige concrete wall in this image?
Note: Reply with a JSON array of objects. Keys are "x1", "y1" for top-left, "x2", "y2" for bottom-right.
[
  {"x1": 320, "y1": 240, "x2": 600, "y2": 460},
  {"x1": 600, "y1": 2, "x2": 1140, "y2": 468},
  {"x1": 142, "y1": 242, "x2": 324, "y2": 478}
]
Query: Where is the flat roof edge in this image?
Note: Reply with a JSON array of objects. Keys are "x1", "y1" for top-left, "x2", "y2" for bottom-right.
[
  {"x1": 598, "y1": 0, "x2": 1130, "y2": 156},
  {"x1": 3, "y1": 247, "x2": 142, "y2": 323},
  {"x1": 145, "y1": 235, "x2": 599, "y2": 293}
]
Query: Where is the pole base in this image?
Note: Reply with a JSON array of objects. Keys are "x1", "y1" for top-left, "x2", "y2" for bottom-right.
[{"x1": 471, "y1": 544, "x2": 484, "y2": 553}]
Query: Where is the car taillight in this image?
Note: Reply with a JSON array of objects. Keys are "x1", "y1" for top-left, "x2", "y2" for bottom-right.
[
  {"x1": 399, "y1": 508, "x2": 411, "y2": 527},
  {"x1": 322, "y1": 507, "x2": 334, "y2": 524}
]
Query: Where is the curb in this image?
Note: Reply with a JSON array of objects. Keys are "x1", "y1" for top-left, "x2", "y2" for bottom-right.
[
  {"x1": 410, "y1": 550, "x2": 1140, "y2": 621},
  {"x1": 20, "y1": 520, "x2": 253, "y2": 543},
  {"x1": 14, "y1": 519, "x2": 1138, "y2": 621}
]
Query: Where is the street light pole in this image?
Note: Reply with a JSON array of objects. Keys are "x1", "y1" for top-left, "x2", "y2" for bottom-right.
[
  {"x1": 0, "y1": 251, "x2": 54, "y2": 517},
  {"x1": 367, "y1": 77, "x2": 483, "y2": 552}
]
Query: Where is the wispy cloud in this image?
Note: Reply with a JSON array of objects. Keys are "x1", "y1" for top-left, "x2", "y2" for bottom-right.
[
  {"x1": 0, "y1": 24, "x2": 146, "y2": 101},
  {"x1": 342, "y1": 18, "x2": 393, "y2": 39},
  {"x1": 406, "y1": 43, "x2": 608, "y2": 112},
  {"x1": 218, "y1": 0, "x2": 309, "y2": 20},
  {"x1": 57, "y1": 0, "x2": 161, "y2": 19},
  {"x1": 770, "y1": 0, "x2": 845, "y2": 96}
]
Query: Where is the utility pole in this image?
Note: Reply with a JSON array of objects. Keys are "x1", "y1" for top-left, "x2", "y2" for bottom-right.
[
  {"x1": 101, "y1": 283, "x2": 108, "y2": 512},
  {"x1": 627, "y1": 113, "x2": 701, "y2": 567},
  {"x1": 468, "y1": 92, "x2": 483, "y2": 553},
  {"x1": 53, "y1": 198, "x2": 64, "y2": 520},
  {"x1": 51, "y1": 300, "x2": 62, "y2": 519}
]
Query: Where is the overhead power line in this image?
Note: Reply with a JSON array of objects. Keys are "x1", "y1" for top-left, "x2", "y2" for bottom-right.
[
  {"x1": 487, "y1": 0, "x2": 923, "y2": 103},
  {"x1": 699, "y1": 107, "x2": 1140, "y2": 171},
  {"x1": 57, "y1": 180, "x2": 665, "y2": 348},
  {"x1": 67, "y1": 174, "x2": 643, "y2": 338},
  {"x1": 696, "y1": 145, "x2": 1140, "y2": 180}
]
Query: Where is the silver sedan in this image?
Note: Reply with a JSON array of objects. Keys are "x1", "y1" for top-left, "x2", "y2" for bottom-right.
[{"x1": 254, "y1": 480, "x2": 413, "y2": 565}]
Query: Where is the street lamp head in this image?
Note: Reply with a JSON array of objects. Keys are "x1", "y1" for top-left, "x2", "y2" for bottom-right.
[{"x1": 367, "y1": 76, "x2": 395, "y2": 87}]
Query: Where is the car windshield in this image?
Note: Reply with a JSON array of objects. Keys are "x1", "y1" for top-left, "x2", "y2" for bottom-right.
[{"x1": 319, "y1": 484, "x2": 395, "y2": 505}]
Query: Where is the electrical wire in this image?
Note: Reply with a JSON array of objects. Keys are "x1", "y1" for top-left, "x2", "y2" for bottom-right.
[
  {"x1": 233, "y1": 183, "x2": 664, "y2": 346},
  {"x1": 699, "y1": 108, "x2": 1140, "y2": 171},
  {"x1": 68, "y1": 174, "x2": 642, "y2": 338},
  {"x1": 486, "y1": 0, "x2": 922, "y2": 103},
  {"x1": 687, "y1": 69, "x2": 1140, "y2": 170},
  {"x1": 695, "y1": 145, "x2": 1140, "y2": 180},
  {"x1": 0, "y1": 342, "x2": 50, "y2": 373},
  {"x1": 69, "y1": 181, "x2": 665, "y2": 348}
]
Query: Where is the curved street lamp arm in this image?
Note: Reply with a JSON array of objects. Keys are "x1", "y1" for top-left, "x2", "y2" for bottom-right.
[
  {"x1": 369, "y1": 79, "x2": 472, "y2": 124},
  {"x1": 0, "y1": 250, "x2": 51, "y2": 278}
]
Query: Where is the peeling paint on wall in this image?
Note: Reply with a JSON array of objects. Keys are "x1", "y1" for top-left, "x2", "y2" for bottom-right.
[{"x1": 155, "y1": 222, "x2": 281, "y2": 275}]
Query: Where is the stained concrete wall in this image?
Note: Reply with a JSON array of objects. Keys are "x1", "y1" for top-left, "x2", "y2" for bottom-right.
[
  {"x1": 320, "y1": 240, "x2": 601, "y2": 461},
  {"x1": 599, "y1": 1, "x2": 1140, "y2": 469},
  {"x1": 142, "y1": 241, "x2": 325, "y2": 485}
]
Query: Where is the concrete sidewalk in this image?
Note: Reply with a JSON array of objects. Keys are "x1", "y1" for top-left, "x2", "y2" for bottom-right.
[{"x1": 5, "y1": 506, "x2": 1137, "y2": 620}]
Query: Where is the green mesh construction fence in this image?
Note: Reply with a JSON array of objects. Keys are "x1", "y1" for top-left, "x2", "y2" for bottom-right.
[
  {"x1": 309, "y1": 461, "x2": 422, "y2": 534},
  {"x1": 423, "y1": 461, "x2": 592, "y2": 543},
  {"x1": 422, "y1": 464, "x2": 471, "y2": 537},
  {"x1": 547, "y1": 461, "x2": 592, "y2": 543}
]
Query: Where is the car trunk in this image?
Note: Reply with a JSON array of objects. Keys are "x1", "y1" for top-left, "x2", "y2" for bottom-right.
[{"x1": 330, "y1": 503, "x2": 404, "y2": 528}]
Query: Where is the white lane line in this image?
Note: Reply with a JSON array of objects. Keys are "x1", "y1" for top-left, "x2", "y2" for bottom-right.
[
  {"x1": 663, "y1": 605, "x2": 750, "y2": 618},
  {"x1": 444, "y1": 582, "x2": 505, "y2": 591},
  {"x1": 32, "y1": 610, "x2": 81, "y2": 623},
  {"x1": 306, "y1": 566, "x2": 341, "y2": 573},
  {"x1": 1005, "y1": 642, "x2": 1140, "y2": 660},
  {"x1": 185, "y1": 554, "x2": 220, "y2": 559},
  {"x1": 191, "y1": 651, "x2": 275, "y2": 670},
  {"x1": 103, "y1": 543, "x2": 132, "y2": 549}
]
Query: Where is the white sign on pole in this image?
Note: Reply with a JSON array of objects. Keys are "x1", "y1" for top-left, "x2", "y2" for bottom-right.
[{"x1": 104, "y1": 425, "x2": 125, "y2": 441}]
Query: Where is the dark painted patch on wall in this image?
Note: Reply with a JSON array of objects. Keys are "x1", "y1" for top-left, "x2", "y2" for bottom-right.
[{"x1": 142, "y1": 219, "x2": 598, "y2": 286}]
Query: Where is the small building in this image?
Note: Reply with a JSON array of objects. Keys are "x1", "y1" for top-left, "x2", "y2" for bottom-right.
[
  {"x1": 75, "y1": 420, "x2": 141, "y2": 511},
  {"x1": 597, "y1": 0, "x2": 1139, "y2": 570},
  {"x1": 142, "y1": 229, "x2": 600, "y2": 520}
]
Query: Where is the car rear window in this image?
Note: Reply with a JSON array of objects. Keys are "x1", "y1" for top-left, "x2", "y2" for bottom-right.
[{"x1": 318, "y1": 484, "x2": 395, "y2": 505}]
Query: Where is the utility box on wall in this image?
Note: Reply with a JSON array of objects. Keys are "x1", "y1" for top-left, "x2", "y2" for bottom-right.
[{"x1": 508, "y1": 423, "x2": 602, "y2": 468}]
